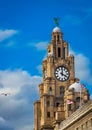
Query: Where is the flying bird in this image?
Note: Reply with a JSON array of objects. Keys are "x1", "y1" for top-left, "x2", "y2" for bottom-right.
[{"x1": 1, "y1": 92, "x2": 11, "y2": 96}]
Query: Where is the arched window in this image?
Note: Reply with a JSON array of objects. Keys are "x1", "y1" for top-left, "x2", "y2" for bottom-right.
[
  {"x1": 49, "y1": 87, "x2": 52, "y2": 95},
  {"x1": 47, "y1": 101, "x2": 50, "y2": 107}
]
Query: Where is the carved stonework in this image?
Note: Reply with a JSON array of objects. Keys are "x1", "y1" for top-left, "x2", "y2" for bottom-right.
[{"x1": 34, "y1": 25, "x2": 90, "y2": 130}]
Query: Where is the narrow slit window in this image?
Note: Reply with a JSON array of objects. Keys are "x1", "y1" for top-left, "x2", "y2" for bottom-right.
[
  {"x1": 60, "y1": 87, "x2": 64, "y2": 97},
  {"x1": 58, "y1": 47, "x2": 61, "y2": 57},
  {"x1": 91, "y1": 118, "x2": 92, "y2": 126},
  {"x1": 57, "y1": 35, "x2": 59, "y2": 41},
  {"x1": 86, "y1": 122, "x2": 88, "y2": 129},
  {"x1": 47, "y1": 112, "x2": 50, "y2": 118},
  {"x1": 54, "y1": 35, "x2": 56, "y2": 41},
  {"x1": 81, "y1": 125, "x2": 83, "y2": 130},
  {"x1": 54, "y1": 112, "x2": 56, "y2": 117},
  {"x1": 47, "y1": 101, "x2": 50, "y2": 107},
  {"x1": 68, "y1": 104, "x2": 72, "y2": 111},
  {"x1": 63, "y1": 47, "x2": 65, "y2": 58},
  {"x1": 49, "y1": 87, "x2": 52, "y2": 95}
]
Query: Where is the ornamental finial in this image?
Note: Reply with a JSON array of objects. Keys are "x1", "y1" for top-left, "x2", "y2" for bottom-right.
[{"x1": 54, "y1": 17, "x2": 60, "y2": 26}]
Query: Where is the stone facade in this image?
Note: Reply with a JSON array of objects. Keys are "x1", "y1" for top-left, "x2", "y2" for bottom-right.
[
  {"x1": 59, "y1": 100, "x2": 92, "y2": 130},
  {"x1": 34, "y1": 26, "x2": 90, "y2": 130}
]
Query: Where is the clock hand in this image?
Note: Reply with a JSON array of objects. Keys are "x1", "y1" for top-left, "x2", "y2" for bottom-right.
[{"x1": 60, "y1": 72, "x2": 68, "y2": 78}]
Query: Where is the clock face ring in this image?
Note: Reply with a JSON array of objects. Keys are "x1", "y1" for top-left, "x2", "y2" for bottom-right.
[{"x1": 55, "y1": 66, "x2": 70, "y2": 82}]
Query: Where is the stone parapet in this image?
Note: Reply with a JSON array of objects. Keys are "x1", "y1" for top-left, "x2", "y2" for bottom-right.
[{"x1": 59, "y1": 100, "x2": 92, "y2": 130}]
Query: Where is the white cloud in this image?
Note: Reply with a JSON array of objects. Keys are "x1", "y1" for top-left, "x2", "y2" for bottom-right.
[
  {"x1": 0, "y1": 49, "x2": 91, "y2": 130},
  {"x1": 35, "y1": 41, "x2": 48, "y2": 50},
  {"x1": 36, "y1": 65, "x2": 42, "y2": 74},
  {"x1": 0, "y1": 69, "x2": 42, "y2": 130},
  {"x1": 0, "y1": 69, "x2": 41, "y2": 93},
  {"x1": 36, "y1": 46, "x2": 92, "y2": 86},
  {"x1": 0, "y1": 29, "x2": 18, "y2": 42},
  {"x1": 17, "y1": 124, "x2": 33, "y2": 130},
  {"x1": 29, "y1": 41, "x2": 48, "y2": 50},
  {"x1": 0, "y1": 117, "x2": 5, "y2": 123},
  {"x1": 70, "y1": 49, "x2": 92, "y2": 85},
  {"x1": 0, "y1": 116, "x2": 13, "y2": 130}
]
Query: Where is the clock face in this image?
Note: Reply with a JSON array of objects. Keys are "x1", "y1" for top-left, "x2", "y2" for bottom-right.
[{"x1": 55, "y1": 66, "x2": 69, "y2": 82}]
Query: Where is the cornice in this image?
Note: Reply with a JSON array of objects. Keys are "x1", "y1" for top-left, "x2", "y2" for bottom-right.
[{"x1": 59, "y1": 100, "x2": 92, "y2": 130}]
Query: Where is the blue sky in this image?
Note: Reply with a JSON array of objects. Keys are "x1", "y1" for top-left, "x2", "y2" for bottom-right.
[{"x1": 0, "y1": 0, "x2": 92, "y2": 130}]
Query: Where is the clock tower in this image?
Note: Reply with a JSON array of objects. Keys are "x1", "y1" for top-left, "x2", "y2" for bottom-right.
[{"x1": 34, "y1": 25, "x2": 89, "y2": 130}]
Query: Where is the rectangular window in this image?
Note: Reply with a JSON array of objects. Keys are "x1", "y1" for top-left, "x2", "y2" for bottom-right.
[
  {"x1": 56, "y1": 102, "x2": 60, "y2": 107},
  {"x1": 57, "y1": 35, "x2": 59, "y2": 41},
  {"x1": 47, "y1": 101, "x2": 50, "y2": 107},
  {"x1": 86, "y1": 121, "x2": 88, "y2": 128},
  {"x1": 47, "y1": 112, "x2": 50, "y2": 118},
  {"x1": 81, "y1": 125, "x2": 83, "y2": 130},
  {"x1": 54, "y1": 36, "x2": 56, "y2": 41},
  {"x1": 68, "y1": 104, "x2": 72, "y2": 111},
  {"x1": 60, "y1": 87, "x2": 64, "y2": 97},
  {"x1": 58, "y1": 47, "x2": 61, "y2": 57},
  {"x1": 60, "y1": 87, "x2": 64, "y2": 93},
  {"x1": 91, "y1": 118, "x2": 92, "y2": 126}
]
